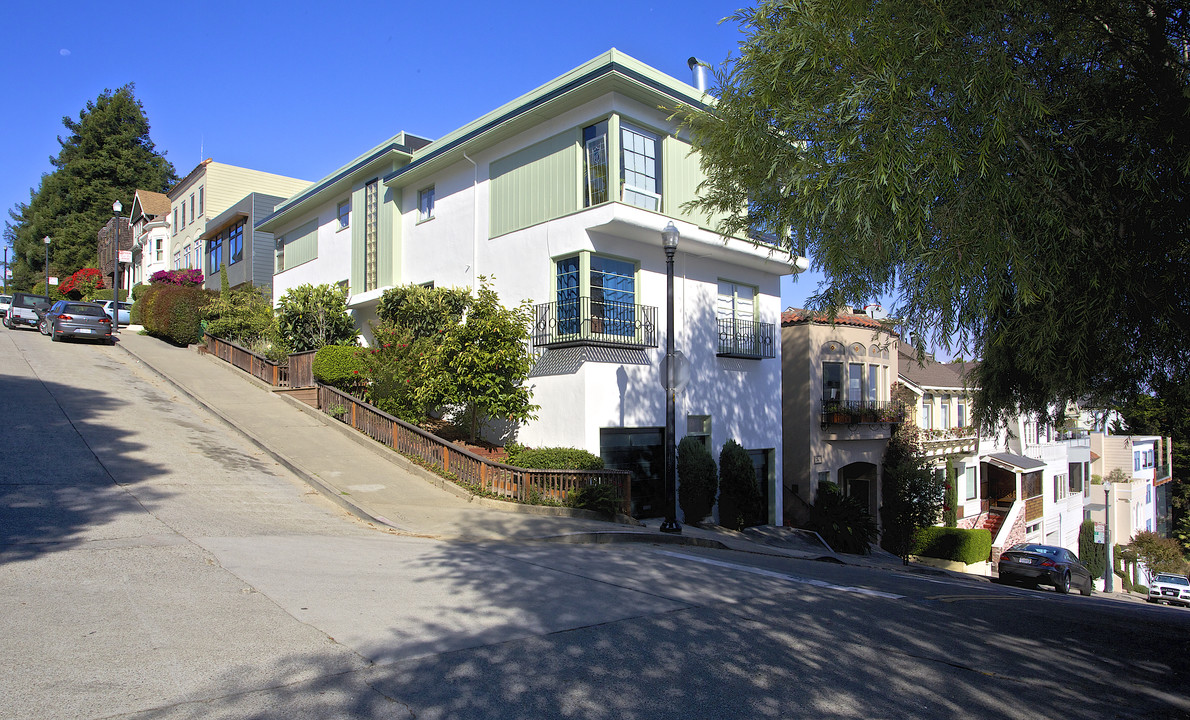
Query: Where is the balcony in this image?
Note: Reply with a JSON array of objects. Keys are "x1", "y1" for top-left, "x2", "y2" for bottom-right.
[
  {"x1": 531, "y1": 298, "x2": 657, "y2": 350},
  {"x1": 920, "y1": 426, "x2": 980, "y2": 458},
  {"x1": 717, "y1": 317, "x2": 776, "y2": 359},
  {"x1": 820, "y1": 400, "x2": 906, "y2": 427}
]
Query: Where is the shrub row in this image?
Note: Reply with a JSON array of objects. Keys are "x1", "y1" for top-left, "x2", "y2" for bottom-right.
[
  {"x1": 505, "y1": 444, "x2": 604, "y2": 470},
  {"x1": 312, "y1": 345, "x2": 366, "y2": 392},
  {"x1": 136, "y1": 283, "x2": 214, "y2": 346},
  {"x1": 911, "y1": 526, "x2": 992, "y2": 565}
]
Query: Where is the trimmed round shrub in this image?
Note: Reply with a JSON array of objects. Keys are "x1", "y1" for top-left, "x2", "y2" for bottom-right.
[
  {"x1": 678, "y1": 436, "x2": 717, "y2": 524},
  {"x1": 312, "y1": 344, "x2": 366, "y2": 393},
  {"x1": 507, "y1": 446, "x2": 604, "y2": 470},
  {"x1": 911, "y1": 527, "x2": 992, "y2": 565},
  {"x1": 140, "y1": 283, "x2": 213, "y2": 345},
  {"x1": 717, "y1": 439, "x2": 764, "y2": 530}
]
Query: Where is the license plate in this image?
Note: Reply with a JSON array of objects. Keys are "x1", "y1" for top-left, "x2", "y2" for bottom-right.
[
  {"x1": 78, "y1": 328, "x2": 92, "y2": 334},
  {"x1": 1017, "y1": 557, "x2": 1034, "y2": 564}
]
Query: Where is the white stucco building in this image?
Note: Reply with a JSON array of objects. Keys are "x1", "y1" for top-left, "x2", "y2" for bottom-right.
[{"x1": 257, "y1": 50, "x2": 796, "y2": 521}]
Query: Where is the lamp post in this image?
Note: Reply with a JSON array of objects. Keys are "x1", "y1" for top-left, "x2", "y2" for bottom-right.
[
  {"x1": 660, "y1": 222, "x2": 681, "y2": 534},
  {"x1": 112, "y1": 201, "x2": 122, "y2": 334},
  {"x1": 43, "y1": 236, "x2": 50, "y2": 292},
  {"x1": 1104, "y1": 481, "x2": 1114, "y2": 593}
]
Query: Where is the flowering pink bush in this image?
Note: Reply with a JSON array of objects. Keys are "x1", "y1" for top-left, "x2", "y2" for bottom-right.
[{"x1": 150, "y1": 269, "x2": 205, "y2": 286}]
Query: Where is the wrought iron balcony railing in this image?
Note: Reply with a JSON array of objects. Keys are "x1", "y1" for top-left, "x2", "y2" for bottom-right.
[
  {"x1": 532, "y1": 298, "x2": 658, "y2": 349},
  {"x1": 716, "y1": 317, "x2": 776, "y2": 359},
  {"x1": 820, "y1": 400, "x2": 907, "y2": 427}
]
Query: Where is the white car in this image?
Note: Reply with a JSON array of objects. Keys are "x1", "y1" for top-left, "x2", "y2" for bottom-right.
[
  {"x1": 98, "y1": 300, "x2": 133, "y2": 326},
  {"x1": 0, "y1": 294, "x2": 11, "y2": 320},
  {"x1": 1148, "y1": 573, "x2": 1190, "y2": 607}
]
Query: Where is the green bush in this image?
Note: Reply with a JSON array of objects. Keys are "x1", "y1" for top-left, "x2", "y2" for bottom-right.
[
  {"x1": 276, "y1": 283, "x2": 358, "y2": 352},
  {"x1": 204, "y1": 283, "x2": 277, "y2": 349},
  {"x1": 717, "y1": 439, "x2": 764, "y2": 530},
  {"x1": 1133, "y1": 584, "x2": 1148, "y2": 595},
  {"x1": 807, "y1": 481, "x2": 877, "y2": 554},
  {"x1": 677, "y1": 436, "x2": 717, "y2": 524},
  {"x1": 911, "y1": 527, "x2": 992, "y2": 565},
  {"x1": 141, "y1": 283, "x2": 213, "y2": 345},
  {"x1": 130, "y1": 283, "x2": 151, "y2": 301},
  {"x1": 507, "y1": 445, "x2": 604, "y2": 470},
  {"x1": 1078, "y1": 520, "x2": 1107, "y2": 579},
  {"x1": 566, "y1": 483, "x2": 623, "y2": 517},
  {"x1": 312, "y1": 344, "x2": 366, "y2": 393}
]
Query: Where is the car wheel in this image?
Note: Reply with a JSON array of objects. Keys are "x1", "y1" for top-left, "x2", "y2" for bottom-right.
[
  {"x1": 1056, "y1": 572, "x2": 1071, "y2": 594},
  {"x1": 1079, "y1": 578, "x2": 1092, "y2": 597}
]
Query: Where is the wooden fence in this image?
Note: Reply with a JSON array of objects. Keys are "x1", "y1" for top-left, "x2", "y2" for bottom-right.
[
  {"x1": 203, "y1": 335, "x2": 316, "y2": 389},
  {"x1": 317, "y1": 383, "x2": 632, "y2": 513}
]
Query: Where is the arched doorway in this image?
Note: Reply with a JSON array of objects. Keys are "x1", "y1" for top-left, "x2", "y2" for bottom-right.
[{"x1": 839, "y1": 462, "x2": 878, "y2": 517}]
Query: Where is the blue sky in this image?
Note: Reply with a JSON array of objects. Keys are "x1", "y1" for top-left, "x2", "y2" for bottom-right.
[{"x1": 0, "y1": 0, "x2": 837, "y2": 310}]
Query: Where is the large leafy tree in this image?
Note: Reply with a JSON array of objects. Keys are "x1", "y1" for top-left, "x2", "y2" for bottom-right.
[
  {"x1": 682, "y1": 0, "x2": 1190, "y2": 427},
  {"x1": 6, "y1": 84, "x2": 175, "y2": 289}
]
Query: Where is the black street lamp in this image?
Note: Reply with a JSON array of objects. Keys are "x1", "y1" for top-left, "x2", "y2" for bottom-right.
[
  {"x1": 660, "y1": 221, "x2": 681, "y2": 534},
  {"x1": 43, "y1": 236, "x2": 50, "y2": 292},
  {"x1": 112, "y1": 201, "x2": 122, "y2": 334}
]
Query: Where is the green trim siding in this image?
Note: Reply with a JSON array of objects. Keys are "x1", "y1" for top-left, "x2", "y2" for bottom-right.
[
  {"x1": 490, "y1": 130, "x2": 579, "y2": 237},
  {"x1": 379, "y1": 184, "x2": 398, "y2": 287},
  {"x1": 278, "y1": 219, "x2": 318, "y2": 272},
  {"x1": 350, "y1": 183, "x2": 366, "y2": 293},
  {"x1": 663, "y1": 137, "x2": 719, "y2": 228}
]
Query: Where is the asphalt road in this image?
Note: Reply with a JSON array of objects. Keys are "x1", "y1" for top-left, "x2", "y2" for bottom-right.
[{"x1": 2, "y1": 327, "x2": 1189, "y2": 720}]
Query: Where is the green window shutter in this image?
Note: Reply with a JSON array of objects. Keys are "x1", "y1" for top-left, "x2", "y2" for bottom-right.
[{"x1": 490, "y1": 130, "x2": 578, "y2": 237}]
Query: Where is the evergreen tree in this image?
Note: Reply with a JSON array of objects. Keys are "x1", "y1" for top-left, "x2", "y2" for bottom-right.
[{"x1": 6, "y1": 85, "x2": 175, "y2": 290}]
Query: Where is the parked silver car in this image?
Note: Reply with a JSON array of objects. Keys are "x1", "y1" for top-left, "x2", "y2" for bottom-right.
[
  {"x1": 98, "y1": 299, "x2": 132, "y2": 326},
  {"x1": 43, "y1": 300, "x2": 114, "y2": 344}
]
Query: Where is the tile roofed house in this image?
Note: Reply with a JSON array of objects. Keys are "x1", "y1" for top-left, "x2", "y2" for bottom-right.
[{"x1": 258, "y1": 49, "x2": 798, "y2": 522}]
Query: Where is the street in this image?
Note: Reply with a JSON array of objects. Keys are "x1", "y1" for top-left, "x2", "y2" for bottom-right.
[{"x1": 2, "y1": 327, "x2": 1189, "y2": 720}]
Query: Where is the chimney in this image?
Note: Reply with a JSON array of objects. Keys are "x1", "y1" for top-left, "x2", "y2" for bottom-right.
[{"x1": 688, "y1": 57, "x2": 710, "y2": 93}]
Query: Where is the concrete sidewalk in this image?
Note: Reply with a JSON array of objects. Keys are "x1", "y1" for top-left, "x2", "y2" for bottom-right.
[{"x1": 112, "y1": 329, "x2": 914, "y2": 568}]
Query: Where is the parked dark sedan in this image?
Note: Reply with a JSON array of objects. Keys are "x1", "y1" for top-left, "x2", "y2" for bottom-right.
[
  {"x1": 42, "y1": 300, "x2": 113, "y2": 344},
  {"x1": 998, "y1": 543, "x2": 1094, "y2": 595}
]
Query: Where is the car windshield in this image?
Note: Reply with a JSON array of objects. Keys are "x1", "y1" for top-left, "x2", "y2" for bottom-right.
[
  {"x1": 64, "y1": 304, "x2": 106, "y2": 317},
  {"x1": 1155, "y1": 574, "x2": 1190, "y2": 586}
]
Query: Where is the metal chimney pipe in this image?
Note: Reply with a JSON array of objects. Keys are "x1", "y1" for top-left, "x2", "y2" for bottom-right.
[{"x1": 688, "y1": 57, "x2": 709, "y2": 92}]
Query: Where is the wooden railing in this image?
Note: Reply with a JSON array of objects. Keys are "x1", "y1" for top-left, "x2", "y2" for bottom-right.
[
  {"x1": 204, "y1": 334, "x2": 317, "y2": 389},
  {"x1": 317, "y1": 383, "x2": 632, "y2": 513}
]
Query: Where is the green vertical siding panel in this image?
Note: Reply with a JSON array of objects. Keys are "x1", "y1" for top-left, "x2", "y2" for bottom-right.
[
  {"x1": 490, "y1": 130, "x2": 578, "y2": 237},
  {"x1": 664, "y1": 137, "x2": 711, "y2": 228},
  {"x1": 350, "y1": 184, "x2": 366, "y2": 294},
  {"x1": 380, "y1": 185, "x2": 400, "y2": 287}
]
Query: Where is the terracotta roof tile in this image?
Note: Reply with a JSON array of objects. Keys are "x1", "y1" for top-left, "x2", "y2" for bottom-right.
[{"x1": 781, "y1": 307, "x2": 891, "y2": 331}]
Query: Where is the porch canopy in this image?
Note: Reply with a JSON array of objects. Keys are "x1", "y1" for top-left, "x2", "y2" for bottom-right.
[{"x1": 986, "y1": 452, "x2": 1045, "y2": 472}]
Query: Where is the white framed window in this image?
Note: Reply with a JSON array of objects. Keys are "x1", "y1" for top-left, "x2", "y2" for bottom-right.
[
  {"x1": 823, "y1": 362, "x2": 843, "y2": 403},
  {"x1": 620, "y1": 122, "x2": 661, "y2": 210},
  {"x1": 418, "y1": 186, "x2": 435, "y2": 222},
  {"x1": 921, "y1": 394, "x2": 933, "y2": 429},
  {"x1": 337, "y1": 200, "x2": 351, "y2": 230},
  {"x1": 941, "y1": 396, "x2": 950, "y2": 429},
  {"x1": 155, "y1": 238, "x2": 163, "y2": 261},
  {"x1": 964, "y1": 466, "x2": 976, "y2": 500},
  {"x1": 868, "y1": 364, "x2": 880, "y2": 402},
  {"x1": 189, "y1": 193, "x2": 195, "y2": 222},
  {"x1": 198, "y1": 185, "x2": 204, "y2": 215},
  {"x1": 172, "y1": 209, "x2": 178, "y2": 236}
]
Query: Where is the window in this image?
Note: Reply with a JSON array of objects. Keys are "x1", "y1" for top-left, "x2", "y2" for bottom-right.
[
  {"x1": 823, "y1": 362, "x2": 843, "y2": 403},
  {"x1": 198, "y1": 186, "x2": 204, "y2": 215},
  {"x1": 418, "y1": 187, "x2": 435, "y2": 222},
  {"x1": 1069, "y1": 463, "x2": 1084, "y2": 495},
  {"x1": 868, "y1": 364, "x2": 879, "y2": 403},
  {"x1": 1055, "y1": 473, "x2": 1068, "y2": 501},
  {"x1": 555, "y1": 255, "x2": 581, "y2": 335},
  {"x1": 958, "y1": 400, "x2": 966, "y2": 428},
  {"x1": 717, "y1": 281, "x2": 755, "y2": 324},
  {"x1": 189, "y1": 194, "x2": 195, "y2": 222},
  {"x1": 921, "y1": 394, "x2": 933, "y2": 429},
  {"x1": 941, "y1": 396, "x2": 950, "y2": 429},
  {"x1": 337, "y1": 200, "x2": 351, "y2": 230},
  {"x1": 172, "y1": 209, "x2": 178, "y2": 236},
  {"x1": 228, "y1": 221, "x2": 244, "y2": 265},
  {"x1": 1147, "y1": 483, "x2": 1152, "y2": 504},
  {"x1": 964, "y1": 466, "x2": 977, "y2": 500},
  {"x1": 209, "y1": 232, "x2": 222, "y2": 273},
  {"x1": 717, "y1": 280, "x2": 765, "y2": 356},
  {"x1": 173, "y1": 250, "x2": 180, "y2": 269},
  {"x1": 1135, "y1": 451, "x2": 1141, "y2": 471},
  {"x1": 155, "y1": 239, "x2": 163, "y2": 261},
  {"x1": 180, "y1": 202, "x2": 186, "y2": 229},
  {"x1": 364, "y1": 179, "x2": 379, "y2": 291},
  {"x1": 183, "y1": 243, "x2": 192, "y2": 270},
  {"x1": 620, "y1": 123, "x2": 661, "y2": 210},
  {"x1": 589, "y1": 255, "x2": 636, "y2": 337},
  {"x1": 583, "y1": 121, "x2": 609, "y2": 206},
  {"x1": 849, "y1": 364, "x2": 863, "y2": 405},
  {"x1": 687, "y1": 415, "x2": 711, "y2": 453}
]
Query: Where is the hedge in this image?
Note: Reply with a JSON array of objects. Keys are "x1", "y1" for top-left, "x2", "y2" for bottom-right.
[
  {"x1": 912, "y1": 527, "x2": 992, "y2": 565},
  {"x1": 505, "y1": 445, "x2": 604, "y2": 470},
  {"x1": 312, "y1": 344, "x2": 366, "y2": 390},
  {"x1": 139, "y1": 283, "x2": 213, "y2": 346}
]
